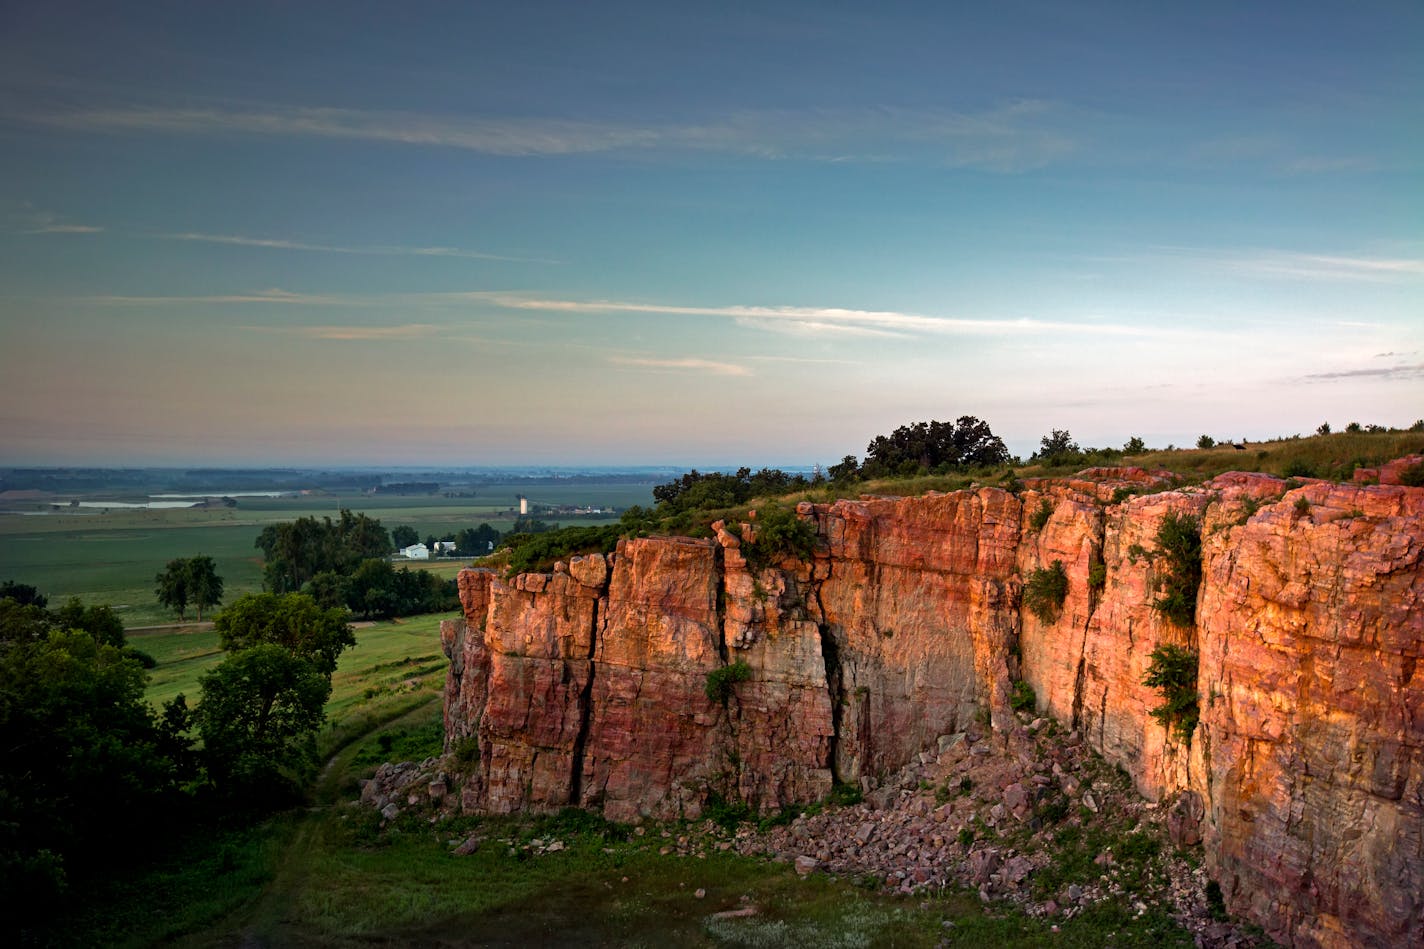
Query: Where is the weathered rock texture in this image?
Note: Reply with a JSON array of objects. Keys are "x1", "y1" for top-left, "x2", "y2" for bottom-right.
[{"x1": 440, "y1": 465, "x2": 1423, "y2": 948}]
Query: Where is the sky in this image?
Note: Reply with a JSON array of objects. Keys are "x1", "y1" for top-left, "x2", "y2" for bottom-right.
[{"x1": 0, "y1": 1, "x2": 1420, "y2": 466}]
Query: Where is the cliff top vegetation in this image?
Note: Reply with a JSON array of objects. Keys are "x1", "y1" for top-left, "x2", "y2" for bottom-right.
[{"x1": 491, "y1": 419, "x2": 1424, "y2": 576}]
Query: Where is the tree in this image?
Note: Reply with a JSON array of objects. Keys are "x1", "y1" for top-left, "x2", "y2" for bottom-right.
[
  {"x1": 1123, "y1": 436, "x2": 1146, "y2": 454},
  {"x1": 0, "y1": 624, "x2": 183, "y2": 915},
  {"x1": 1316, "y1": 422, "x2": 1331, "y2": 436},
  {"x1": 391, "y1": 525, "x2": 419, "y2": 549},
  {"x1": 155, "y1": 558, "x2": 191, "y2": 621},
  {"x1": 861, "y1": 417, "x2": 1010, "y2": 476},
  {"x1": 153, "y1": 556, "x2": 224, "y2": 622},
  {"x1": 52, "y1": 598, "x2": 126, "y2": 649},
  {"x1": 1035, "y1": 429, "x2": 1079, "y2": 464},
  {"x1": 186, "y1": 556, "x2": 224, "y2": 621},
  {"x1": 254, "y1": 510, "x2": 391, "y2": 592},
  {"x1": 455, "y1": 523, "x2": 501, "y2": 556},
  {"x1": 0, "y1": 580, "x2": 47, "y2": 608},
  {"x1": 194, "y1": 643, "x2": 330, "y2": 801},
  {"x1": 1196, "y1": 434, "x2": 1215, "y2": 449},
  {"x1": 213, "y1": 592, "x2": 355, "y2": 675}
]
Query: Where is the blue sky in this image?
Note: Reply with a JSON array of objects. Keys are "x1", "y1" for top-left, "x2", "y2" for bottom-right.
[{"x1": 1, "y1": 1, "x2": 1419, "y2": 465}]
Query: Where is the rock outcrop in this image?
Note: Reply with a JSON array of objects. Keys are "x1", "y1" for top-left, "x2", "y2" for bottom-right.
[{"x1": 437, "y1": 464, "x2": 1423, "y2": 948}]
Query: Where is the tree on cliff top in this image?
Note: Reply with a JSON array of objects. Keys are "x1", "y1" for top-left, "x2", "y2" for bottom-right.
[{"x1": 860, "y1": 416, "x2": 1010, "y2": 477}]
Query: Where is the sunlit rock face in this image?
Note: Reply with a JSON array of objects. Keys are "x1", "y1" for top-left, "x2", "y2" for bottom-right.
[{"x1": 442, "y1": 463, "x2": 1424, "y2": 948}]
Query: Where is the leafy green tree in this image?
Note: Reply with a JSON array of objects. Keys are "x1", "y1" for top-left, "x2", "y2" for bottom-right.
[
  {"x1": 193, "y1": 643, "x2": 330, "y2": 802},
  {"x1": 0, "y1": 624, "x2": 184, "y2": 917},
  {"x1": 1034, "y1": 429, "x2": 1080, "y2": 464},
  {"x1": 860, "y1": 417, "x2": 1009, "y2": 477},
  {"x1": 391, "y1": 525, "x2": 419, "y2": 549},
  {"x1": 254, "y1": 510, "x2": 391, "y2": 592},
  {"x1": 52, "y1": 598, "x2": 126, "y2": 649},
  {"x1": 455, "y1": 523, "x2": 502, "y2": 555},
  {"x1": 213, "y1": 592, "x2": 354, "y2": 675},
  {"x1": 185, "y1": 555, "x2": 224, "y2": 621},
  {"x1": 1316, "y1": 422, "x2": 1331, "y2": 436},
  {"x1": 154, "y1": 556, "x2": 224, "y2": 621},
  {"x1": 1196, "y1": 434, "x2": 1215, "y2": 449},
  {"x1": 1123, "y1": 436, "x2": 1146, "y2": 454},
  {"x1": 301, "y1": 570, "x2": 347, "y2": 610},
  {"x1": 155, "y1": 558, "x2": 191, "y2": 620},
  {"x1": 0, "y1": 580, "x2": 47, "y2": 608},
  {"x1": 827, "y1": 454, "x2": 861, "y2": 483}
]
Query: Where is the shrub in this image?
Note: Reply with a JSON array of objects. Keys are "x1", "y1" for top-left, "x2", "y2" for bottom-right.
[
  {"x1": 1088, "y1": 561, "x2": 1107, "y2": 590},
  {"x1": 1151, "y1": 513, "x2": 1201, "y2": 627},
  {"x1": 1282, "y1": 459, "x2": 1315, "y2": 478},
  {"x1": 1143, "y1": 644, "x2": 1199, "y2": 745},
  {"x1": 744, "y1": 503, "x2": 816, "y2": 570},
  {"x1": 1196, "y1": 435, "x2": 1215, "y2": 449},
  {"x1": 1010, "y1": 680, "x2": 1037, "y2": 712},
  {"x1": 704, "y1": 660, "x2": 752, "y2": 703},
  {"x1": 1293, "y1": 496, "x2": 1311, "y2": 517},
  {"x1": 1023, "y1": 561, "x2": 1069, "y2": 623},
  {"x1": 1401, "y1": 463, "x2": 1424, "y2": 487},
  {"x1": 1029, "y1": 499, "x2": 1053, "y2": 531}
]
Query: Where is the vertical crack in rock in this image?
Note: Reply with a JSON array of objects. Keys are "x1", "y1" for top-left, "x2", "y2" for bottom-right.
[
  {"x1": 820, "y1": 623, "x2": 843, "y2": 784},
  {"x1": 1072, "y1": 507, "x2": 1108, "y2": 731},
  {"x1": 713, "y1": 543, "x2": 730, "y2": 665},
  {"x1": 567, "y1": 588, "x2": 598, "y2": 806},
  {"x1": 1071, "y1": 656, "x2": 1087, "y2": 731}
]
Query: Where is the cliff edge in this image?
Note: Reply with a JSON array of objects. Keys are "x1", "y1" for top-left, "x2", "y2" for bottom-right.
[{"x1": 435, "y1": 462, "x2": 1423, "y2": 948}]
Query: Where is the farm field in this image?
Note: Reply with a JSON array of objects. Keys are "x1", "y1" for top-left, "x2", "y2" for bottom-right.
[{"x1": 0, "y1": 481, "x2": 653, "y2": 626}]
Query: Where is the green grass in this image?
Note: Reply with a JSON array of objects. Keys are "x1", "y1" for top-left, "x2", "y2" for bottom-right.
[{"x1": 138, "y1": 612, "x2": 451, "y2": 711}]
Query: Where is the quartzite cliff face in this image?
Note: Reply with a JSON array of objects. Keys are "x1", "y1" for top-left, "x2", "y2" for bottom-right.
[{"x1": 439, "y1": 462, "x2": 1423, "y2": 949}]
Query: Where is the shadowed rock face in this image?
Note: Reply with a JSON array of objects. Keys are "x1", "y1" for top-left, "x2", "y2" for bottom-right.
[{"x1": 440, "y1": 465, "x2": 1423, "y2": 948}]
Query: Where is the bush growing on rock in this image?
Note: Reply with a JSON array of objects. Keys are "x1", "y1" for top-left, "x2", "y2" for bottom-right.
[
  {"x1": 1143, "y1": 643, "x2": 1200, "y2": 746},
  {"x1": 1023, "y1": 561, "x2": 1069, "y2": 623},
  {"x1": 1150, "y1": 513, "x2": 1202, "y2": 627},
  {"x1": 704, "y1": 660, "x2": 752, "y2": 703}
]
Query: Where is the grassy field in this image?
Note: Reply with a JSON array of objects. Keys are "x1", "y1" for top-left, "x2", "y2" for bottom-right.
[
  {"x1": 0, "y1": 482, "x2": 652, "y2": 626},
  {"x1": 137, "y1": 613, "x2": 451, "y2": 711}
]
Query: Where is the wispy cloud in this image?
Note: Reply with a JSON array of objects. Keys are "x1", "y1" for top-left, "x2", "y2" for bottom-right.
[
  {"x1": 160, "y1": 231, "x2": 549, "y2": 263},
  {"x1": 87, "y1": 288, "x2": 355, "y2": 306},
  {"x1": 1299, "y1": 362, "x2": 1424, "y2": 382},
  {"x1": 27, "y1": 223, "x2": 104, "y2": 234},
  {"x1": 1096, "y1": 245, "x2": 1424, "y2": 283},
  {"x1": 611, "y1": 356, "x2": 752, "y2": 376},
  {"x1": 7, "y1": 204, "x2": 103, "y2": 234},
  {"x1": 472, "y1": 294, "x2": 1181, "y2": 339},
  {"x1": 77, "y1": 286, "x2": 1192, "y2": 341},
  {"x1": 242, "y1": 323, "x2": 442, "y2": 341},
  {"x1": 1231, "y1": 253, "x2": 1424, "y2": 281},
  {"x1": 26, "y1": 100, "x2": 1075, "y2": 172}
]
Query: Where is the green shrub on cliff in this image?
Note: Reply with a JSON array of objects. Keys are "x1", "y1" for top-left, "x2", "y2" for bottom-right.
[
  {"x1": 1023, "y1": 561, "x2": 1068, "y2": 623},
  {"x1": 1143, "y1": 643, "x2": 1199, "y2": 745},
  {"x1": 704, "y1": 660, "x2": 752, "y2": 703},
  {"x1": 1150, "y1": 513, "x2": 1202, "y2": 627},
  {"x1": 743, "y1": 503, "x2": 817, "y2": 570}
]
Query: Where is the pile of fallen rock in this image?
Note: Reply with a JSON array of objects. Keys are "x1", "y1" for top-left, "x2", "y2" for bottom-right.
[{"x1": 359, "y1": 717, "x2": 1259, "y2": 947}]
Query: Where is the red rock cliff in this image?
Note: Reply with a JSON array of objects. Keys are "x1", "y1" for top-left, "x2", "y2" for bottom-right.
[{"x1": 440, "y1": 465, "x2": 1423, "y2": 948}]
